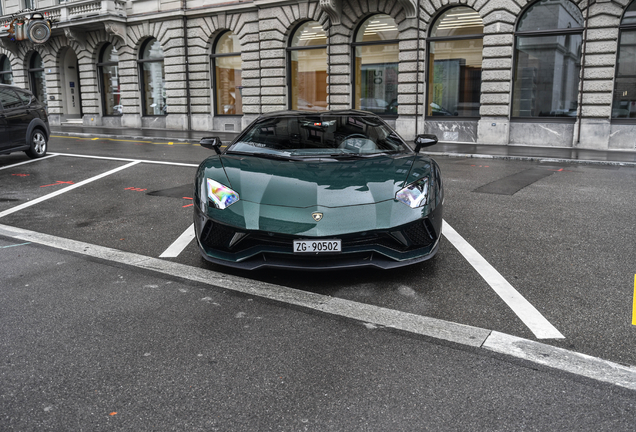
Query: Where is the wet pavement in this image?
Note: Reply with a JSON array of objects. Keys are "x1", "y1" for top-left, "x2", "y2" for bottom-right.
[{"x1": 3, "y1": 132, "x2": 636, "y2": 429}]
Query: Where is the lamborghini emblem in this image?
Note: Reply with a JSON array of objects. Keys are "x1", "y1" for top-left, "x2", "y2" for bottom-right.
[{"x1": 312, "y1": 212, "x2": 323, "y2": 222}]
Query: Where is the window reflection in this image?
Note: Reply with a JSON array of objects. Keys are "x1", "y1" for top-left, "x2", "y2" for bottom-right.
[
  {"x1": 139, "y1": 39, "x2": 166, "y2": 116},
  {"x1": 213, "y1": 32, "x2": 243, "y2": 115},
  {"x1": 0, "y1": 56, "x2": 13, "y2": 85},
  {"x1": 517, "y1": 0, "x2": 584, "y2": 32},
  {"x1": 29, "y1": 52, "x2": 47, "y2": 109},
  {"x1": 612, "y1": 1, "x2": 636, "y2": 119},
  {"x1": 289, "y1": 22, "x2": 327, "y2": 111},
  {"x1": 427, "y1": 7, "x2": 483, "y2": 117},
  {"x1": 99, "y1": 44, "x2": 121, "y2": 116},
  {"x1": 512, "y1": 0, "x2": 583, "y2": 118},
  {"x1": 354, "y1": 15, "x2": 399, "y2": 115}
]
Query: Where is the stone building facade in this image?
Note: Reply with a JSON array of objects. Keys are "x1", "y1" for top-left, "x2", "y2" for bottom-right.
[{"x1": 0, "y1": 0, "x2": 634, "y2": 150}]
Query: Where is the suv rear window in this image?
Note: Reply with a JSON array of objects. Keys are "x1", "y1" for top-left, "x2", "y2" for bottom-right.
[
  {"x1": 15, "y1": 90, "x2": 33, "y2": 105},
  {"x1": 0, "y1": 88, "x2": 24, "y2": 110}
]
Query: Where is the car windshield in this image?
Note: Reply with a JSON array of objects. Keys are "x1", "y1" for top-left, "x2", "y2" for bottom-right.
[{"x1": 227, "y1": 114, "x2": 409, "y2": 158}]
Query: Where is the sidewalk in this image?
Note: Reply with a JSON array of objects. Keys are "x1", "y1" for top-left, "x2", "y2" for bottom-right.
[{"x1": 51, "y1": 124, "x2": 636, "y2": 165}]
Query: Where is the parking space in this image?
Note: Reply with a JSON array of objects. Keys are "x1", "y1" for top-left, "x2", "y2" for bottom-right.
[
  {"x1": 1, "y1": 157, "x2": 197, "y2": 259},
  {"x1": 2, "y1": 136, "x2": 636, "y2": 367},
  {"x1": 0, "y1": 155, "x2": 124, "y2": 213},
  {"x1": 437, "y1": 158, "x2": 636, "y2": 363}
]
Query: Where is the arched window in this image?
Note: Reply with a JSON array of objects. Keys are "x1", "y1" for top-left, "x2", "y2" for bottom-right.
[
  {"x1": 0, "y1": 55, "x2": 13, "y2": 85},
  {"x1": 138, "y1": 39, "x2": 166, "y2": 116},
  {"x1": 427, "y1": 7, "x2": 483, "y2": 117},
  {"x1": 287, "y1": 21, "x2": 327, "y2": 111},
  {"x1": 352, "y1": 14, "x2": 399, "y2": 115},
  {"x1": 28, "y1": 52, "x2": 47, "y2": 105},
  {"x1": 612, "y1": 1, "x2": 636, "y2": 119},
  {"x1": 512, "y1": 0, "x2": 584, "y2": 118},
  {"x1": 212, "y1": 32, "x2": 243, "y2": 115},
  {"x1": 98, "y1": 44, "x2": 121, "y2": 116}
]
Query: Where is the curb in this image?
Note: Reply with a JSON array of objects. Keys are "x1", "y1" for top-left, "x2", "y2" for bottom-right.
[{"x1": 1, "y1": 222, "x2": 635, "y2": 392}]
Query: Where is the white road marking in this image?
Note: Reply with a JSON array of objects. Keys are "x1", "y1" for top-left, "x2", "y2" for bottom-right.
[
  {"x1": 159, "y1": 223, "x2": 195, "y2": 257},
  {"x1": 0, "y1": 154, "x2": 58, "y2": 170},
  {"x1": 483, "y1": 332, "x2": 636, "y2": 390},
  {"x1": 1, "y1": 222, "x2": 634, "y2": 390},
  {"x1": 442, "y1": 219, "x2": 564, "y2": 340},
  {"x1": 0, "y1": 161, "x2": 140, "y2": 219},
  {"x1": 0, "y1": 222, "x2": 490, "y2": 347},
  {"x1": 49, "y1": 152, "x2": 199, "y2": 167}
]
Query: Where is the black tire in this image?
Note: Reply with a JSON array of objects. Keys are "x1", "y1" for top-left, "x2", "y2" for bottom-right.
[{"x1": 25, "y1": 129, "x2": 47, "y2": 159}]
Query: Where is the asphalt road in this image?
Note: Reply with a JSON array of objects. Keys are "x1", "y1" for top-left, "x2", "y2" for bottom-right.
[{"x1": 1, "y1": 135, "x2": 636, "y2": 430}]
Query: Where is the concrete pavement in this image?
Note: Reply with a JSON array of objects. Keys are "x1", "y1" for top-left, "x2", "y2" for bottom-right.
[{"x1": 2, "y1": 234, "x2": 636, "y2": 430}]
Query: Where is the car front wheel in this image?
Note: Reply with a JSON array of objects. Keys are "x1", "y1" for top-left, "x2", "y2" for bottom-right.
[{"x1": 25, "y1": 129, "x2": 47, "y2": 159}]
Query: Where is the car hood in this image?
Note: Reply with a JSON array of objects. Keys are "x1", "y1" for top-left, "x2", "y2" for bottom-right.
[{"x1": 211, "y1": 153, "x2": 425, "y2": 208}]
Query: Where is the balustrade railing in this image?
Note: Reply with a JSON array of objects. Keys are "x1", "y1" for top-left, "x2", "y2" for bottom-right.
[{"x1": 0, "y1": 0, "x2": 126, "y2": 24}]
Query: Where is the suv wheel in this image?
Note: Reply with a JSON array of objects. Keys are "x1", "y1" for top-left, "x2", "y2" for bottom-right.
[{"x1": 25, "y1": 129, "x2": 47, "y2": 159}]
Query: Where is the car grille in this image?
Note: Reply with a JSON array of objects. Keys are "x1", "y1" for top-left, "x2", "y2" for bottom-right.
[
  {"x1": 403, "y1": 219, "x2": 436, "y2": 246},
  {"x1": 199, "y1": 219, "x2": 436, "y2": 254},
  {"x1": 200, "y1": 220, "x2": 236, "y2": 249}
]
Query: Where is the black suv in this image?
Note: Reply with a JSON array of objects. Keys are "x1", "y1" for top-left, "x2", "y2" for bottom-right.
[{"x1": 0, "y1": 84, "x2": 50, "y2": 159}]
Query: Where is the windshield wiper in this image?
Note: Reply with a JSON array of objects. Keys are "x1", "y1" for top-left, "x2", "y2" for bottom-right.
[
  {"x1": 319, "y1": 153, "x2": 362, "y2": 160},
  {"x1": 227, "y1": 151, "x2": 300, "y2": 161},
  {"x1": 325, "y1": 152, "x2": 389, "y2": 159}
]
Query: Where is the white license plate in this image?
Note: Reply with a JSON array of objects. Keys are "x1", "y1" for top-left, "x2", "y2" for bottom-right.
[{"x1": 293, "y1": 239, "x2": 341, "y2": 254}]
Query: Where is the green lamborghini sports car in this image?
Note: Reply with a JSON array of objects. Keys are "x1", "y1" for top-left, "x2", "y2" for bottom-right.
[{"x1": 193, "y1": 110, "x2": 443, "y2": 270}]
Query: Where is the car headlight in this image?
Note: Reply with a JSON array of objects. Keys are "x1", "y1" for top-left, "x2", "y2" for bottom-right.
[
  {"x1": 207, "y1": 178, "x2": 239, "y2": 209},
  {"x1": 396, "y1": 178, "x2": 429, "y2": 208}
]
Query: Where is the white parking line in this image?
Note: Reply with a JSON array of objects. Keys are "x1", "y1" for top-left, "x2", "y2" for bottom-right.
[
  {"x1": 159, "y1": 223, "x2": 195, "y2": 257},
  {"x1": 442, "y1": 220, "x2": 564, "y2": 340},
  {"x1": 1, "y1": 222, "x2": 634, "y2": 391},
  {"x1": 0, "y1": 161, "x2": 140, "y2": 219},
  {"x1": 49, "y1": 152, "x2": 199, "y2": 167},
  {"x1": 0, "y1": 154, "x2": 58, "y2": 171}
]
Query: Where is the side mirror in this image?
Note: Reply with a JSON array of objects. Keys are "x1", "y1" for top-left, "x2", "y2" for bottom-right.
[
  {"x1": 200, "y1": 137, "x2": 222, "y2": 154},
  {"x1": 414, "y1": 134, "x2": 438, "y2": 153}
]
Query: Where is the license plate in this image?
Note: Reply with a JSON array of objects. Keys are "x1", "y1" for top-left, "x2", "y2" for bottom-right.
[{"x1": 293, "y1": 239, "x2": 341, "y2": 254}]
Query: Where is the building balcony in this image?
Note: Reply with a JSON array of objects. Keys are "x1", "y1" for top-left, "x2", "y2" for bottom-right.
[{"x1": 0, "y1": 0, "x2": 127, "y2": 38}]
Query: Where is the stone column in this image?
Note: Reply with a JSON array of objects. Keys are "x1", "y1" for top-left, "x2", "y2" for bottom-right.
[
  {"x1": 118, "y1": 42, "x2": 141, "y2": 128},
  {"x1": 576, "y1": 0, "x2": 621, "y2": 149},
  {"x1": 257, "y1": 7, "x2": 288, "y2": 115},
  {"x1": 396, "y1": 15, "x2": 424, "y2": 140},
  {"x1": 77, "y1": 35, "x2": 101, "y2": 126},
  {"x1": 184, "y1": 17, "x2": 212, "y2": 132},
  {"x1": 476, "y1": 4, "x2": 517, "y2": 145},
  {"x1": 239, "y1": 17, "x2": 261, "y2": 129},
  {"x1": 42, "y1": 49, "x2": 63, "y2": 126},
  {"x1": 163, "y1": 20, "x2": 190, "y2": 130},
  {"x1": 327, "y1": 21, "x2": 351, "y2": 111}
]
